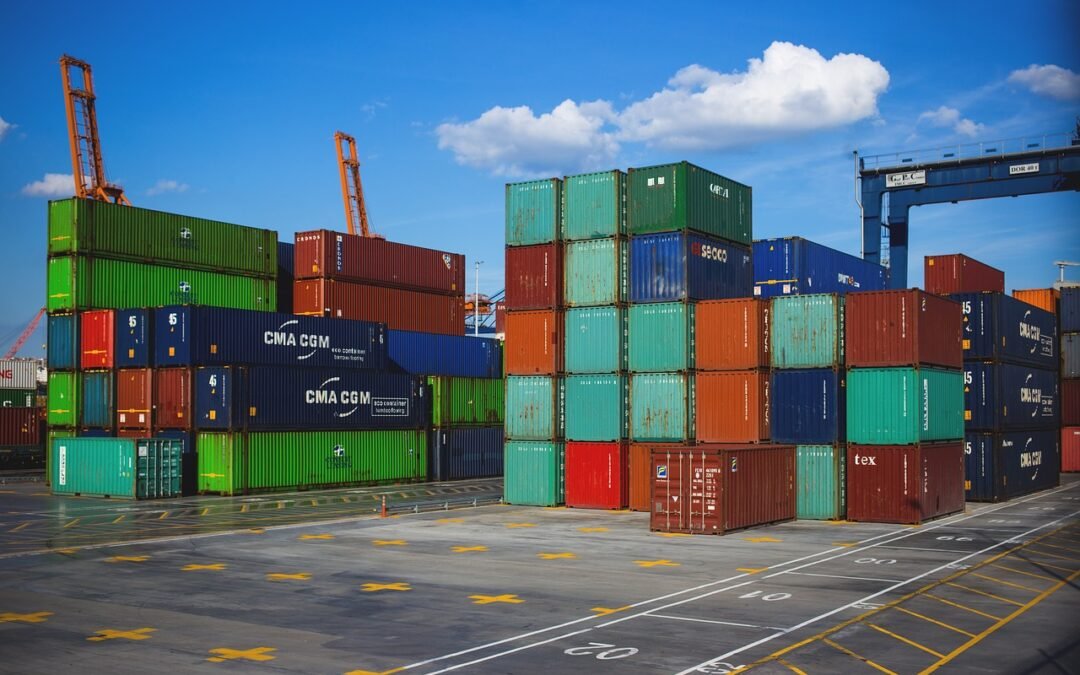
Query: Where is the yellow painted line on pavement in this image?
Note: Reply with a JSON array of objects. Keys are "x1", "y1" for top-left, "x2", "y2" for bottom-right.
[
  {"x1": 0, "y1": 611, "x2": 52, "y2": 624},
  {"x1": 451, "y1": 545, "x2": 487, "y2": 553},
  {"x1": 591, "y1": 606, "x2": 630, "y2": 616},
  {"x1": 436, "y1": 518, "x2": 464, "y2": 524},
  {"x1": 894, "y1": 606, "x2": 976, "y2": 638},
  {"x1": 945, "y1": 582, "x2": 1025, "y2": 607},
  {"x1": 505, "y1": 523, "x2": 535, "y2": 529},
  {"x1": 822, "y1": 638, "x2": 897, "y2": 675},
  {"x1": 158, "y1": 511, "x2": 169, "y2": 520},
  {"x1": 866, "y1": 622, "x2": 944, "y2": 658},
  {"x1": 207, "y1": 647, "x2": 277, "y2": 663},
  {"x1": 1028, "y1": 560, "x2": 1075, "y2": 574},
  {"x1": 361, "y1": 582, "x2": 411, "y2": 592},
  {"x1": 63, "y1": 518, "x2": 81, "y2": 529},
  {"x1": 372, "y1": 539, "x2": 407, "y2": 547},
  {"x1": 241, "y1": 504, "x2": 248, "y2": 513},
  {"x1": 634, "y1": 559, "x2": 680, "y2": 568},
  {"x1": 737, "y1": 567, "x2": 767, "y2": 574},
  {"x1": 990, "y1": 563, "x2": 1055, "y2": 583},
  {"x1": 107, "y1": 555, "x2": 149, "y2": 563},
  {"x1": 10, "y1": 522, "x2": 30, "y2": 532},
  {"x1": 744, "y1": 536, "x2": 782, "y2": 543},
  {"x1": 201, "y1": 507, "x2": 210, "y2": 516},
  {"x1": 1026, "y1": 546, "x2": 1080, "y2": 563},
  {"x1": 87, "y1": 627, "x2": 156, "y2": 642},
  {"x1": 266, "y1": 572, "x2": 311, "y2": 581},
  {"x1": 578, "y1": 527, "x2": 608, "y2": 533},
  {"x1": 112, "y1": 515, "x2": 125, "y2": 525},
  {"x1": 655, "y1": 532, "x2": 691, "y2": 538},
  {"x1": 183, "y1": 563, "x2": 226, "y2": 571},
  {"x1": 298, "y1": 534, "x2": 335, "y2": 541},
  {"x1": 537, "y1": 552, "x2": 576, "y2": 560},
  {"x1": 777, "y1": 658, "x2": 808, "y2": 675},
  {"x1": 970, "y1": 572, "x2": 1041, "y2": 594},
  {"x1": 1033, "y1": 540, "x2": 1080, "y2": 554},
  {"x1": 923, "y1": 594, "x2": 1002, "y2": 621},
  {"x1": 469, "y1": 594, "x2": 522, "y2": 605}
]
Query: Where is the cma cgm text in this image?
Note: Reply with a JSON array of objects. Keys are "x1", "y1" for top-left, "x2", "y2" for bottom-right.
[{"x1": 265, "y1": 331, "x2": 331, "y2": 349}]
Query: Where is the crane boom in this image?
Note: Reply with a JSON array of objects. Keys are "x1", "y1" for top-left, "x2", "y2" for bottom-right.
[
  {"x1": 60, "y1": 55, "x2": 130, "y2": 205},
  {"x1": 334, "y1": 131, "x2": 379, "y2": 238},
  {"x1": 3, "y1": 308, "x2": 46, "y2": 360}
]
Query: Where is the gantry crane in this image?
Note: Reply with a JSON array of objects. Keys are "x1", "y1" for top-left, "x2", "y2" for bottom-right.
[
  {"x1": 59, "y1": 55, "x2": 130, "y2": 204},
  {"x1": 2, "y1": 308, "x2": 45, "y2": 359},
  {"x1": 334, "y1": 131, "x2": 380, "y2": 238}
]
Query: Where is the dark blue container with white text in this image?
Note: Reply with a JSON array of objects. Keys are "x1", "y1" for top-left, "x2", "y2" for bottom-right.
[
  {"x1": 951, "y1": 292, "x2": 1057, "y2": 369},
  {"x1": 965, "y1": 430, "x2": 1059, "y2": 502},
  {"x1": 629, "y1": 231, "x2": 752, "y2": 303},
  {"x1": 753, "y1": 237, "x2": 887, "y2": 298}
]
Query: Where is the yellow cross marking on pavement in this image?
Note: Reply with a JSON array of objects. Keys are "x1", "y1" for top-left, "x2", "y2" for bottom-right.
[
  {"x1": 537, "y1": 552, "x2": 576, "y2": 560},
  {"x1": 634, "y1": 559, "x2": 680, "y2": 568},
  {"x1": 299, "y1": 534, "x2": 335, "y2": 540},
  {"x1": 87, "y1": 627, "x2": 156, "y2": 642},
  {"x1": 592, "y1": 606, "x2": 630, "y2": 616},
  {"x1": 737, "y1": 567, "x2": 767, "y2": 574},
  {"x1": 506, "y1": 523, "x2": 535, "y2": 529},
  {"x1": 183, "y1": 563, "x2": 226, "y2": 571},
  {"x1": 831, "y1": 542, "x2": 857, "y2": 547},
  {"x1": 744, "y1": 536, "x2": 782, "y2": 543},
  {"x1": 266, "y1": 572, "x2": 311, "y2": 581},
  {"x1": 107, "y1": 555, "x2": 149, "y2": 563},
  {"x1": 372, "y1": 539, "x2": 407, "y2": 547},
  {"x1": 436, "y1": 518, "x2": 465, "y2": 524},
  {"x1": 578, "y1": 527, "x2": 608, "y2": 533},
  {"x1": 207, "y1": 647, "x2": 277, "y2": 663},
  {"x1": 0, "y1": 611, "x2": 52, "y2": 623},
  {"x1": 361, "y1": 582, "x2": 411, "y2": 592},
  {"x1": 469, "y1": 594, "x2": 523, "y2": 605},
  {"x1": 452, "y1": 545, "x2": 488, "y2": 553}
]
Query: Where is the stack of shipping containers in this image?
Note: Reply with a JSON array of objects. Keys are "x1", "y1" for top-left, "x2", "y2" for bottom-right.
[
  {"x1": 1060, "y1": 288, "x2": 1080, "y2": 470},
  {"x1": 0, "y1": 359, "x2": 41, "y2": 469}
]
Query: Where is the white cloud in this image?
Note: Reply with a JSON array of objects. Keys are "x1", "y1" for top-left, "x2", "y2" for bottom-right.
[
  {"x1": 22, "y1": 173, "x2": 75, "y2": 198},
  {"x1": 917, "y1": 105, "x2": 984, "y2": 137},
  {"x1": 0, "y1": 116, "x2": 13, "y2": 141},
  {"x1": 146, "y1": 179, "x2": 189, "y2": 196},
  {"x1": 1008, "y1": 64, "x2": 1080, "y2": 100}
]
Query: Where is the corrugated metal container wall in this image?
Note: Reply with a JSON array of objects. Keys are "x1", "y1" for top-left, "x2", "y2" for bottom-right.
[
  {"x1": 796, "y1": 445, "x2": 845, "y2": 520},
  {"x1": 965, "y1": 431, "x2": 1059, "y2": 502},
  {"x1": 47, "y1": 313, "x2": 78, "y2": 371},
  {"x1": 0, "y1": 408, "x2": 40, "y2": 446},
  {"x1": 276, "y1": 241, "x2": 295, "y2": 314},
  {"x1": 47, "y1": 371, "x2": 78, "y2": 427},
  {"x1": 292, "y1": 230, "x2": 465, "y2": 295},
  {"x1": 505, "y1": 376, "x2": 563, "y2": 440},
  {"x1": 428, "y1": 377, "x2": 504, "y2": 427},
  {"x1": 80, "y1": 309, "x2": 114, "y2": 369},
  {"x1": 564, "y1": 306, "x2": 626, "y2": 374},
  {"x1": 506, "y1": 179, "x2": 562, "y2": 247},
  {"x1": 387, "y1": 330, "x2": 501, "y2": 378},
  {"x1": 0, "y1": 360, "x2": 39, "y2": 390},
  {"x1": 565, "y1": 442, "x2": 628, "y2": 509},
  {"x1": 155, "y1": 428, "x2": 196, "y2": 496},
  {"x1": 771, "y1": 369, "x2": 845, "y2": 444},
  {"x1": 628, "y1": 162, "x2": 752, "y2": 244},
  {"x1": 628, "y1": 442, "x2": 681, "y2": 511},
  {"x1": 563, "y1": 170, "x2": 625, "y2": 240},
  {"x1": 847, "y1": 368, "x2": 964, "y2": 444},
  {"x1": 564, "y1": 375, "x2": 627, "y2": 441},
  {"x1": 649, "y1": 445, "x2": 795, "y2": 534},
  {"x1": 47, "y1": 256, "x2": 276, "y2": 313},
  {"x1": 194, "y1": 367, "x2": 244, "y2": 429},
  {"x1": 504, "y1": 310, "x2": 563, "y2": 375},
  {"x1": 503, "y1": 441, "x2": 565, "y2": 506},
  {"x1": 564, "y1": 238, "x2": 628, "y2": 306},
  {"x1": 1061, "y1": 287, "x2": 1080, "y2": 333},
  {"x1": 846, "y1": 443, "x2": 966, "y2": 524},
  {"x1": 953, "y1": 292, "x2": 1057, "y2": 368},
  {"x1": 695, "y1": 299, "x2": 770, "y2": 371},
  {"x1": 924, "y1": 254, "x2": 1004, "y2": 295},
  {"x1": 629, "y1": 233, "x2": 752, "y2": 303},
  {"x1": 115, "y1": 308, "x2": 152, "y2": 368},
  {"x1": 964, "y1": 363, "x2": 1059, "y2": 430},
  {"x1": 1064, "y1": 427, "x2": 1080, "y2": 472},
  {"x1": 429, "y1": 427, "x2": 503, "y2": 481},
  {"x1": 504, "y1": 243, "x2": 563, "y2": 310},
  {"x1": 630, "y1": 373, "x2": 693, "y2": 442},
  {"x1": 845, "y1": 290, "x2": 962, "y2": 368},
  {"x1": 752, "y1": 237, "x2": 888, "y2": 298},
  {"x1": 1063, "y1": 334, "x2": 1080, "y2": 378},
  {"x1": 771, "y1": 294, "x2": 843, "y2": 369},
  {"x1": 0, "y1": 390, "x2": 35, "y2": 408},
  {"x1": 116, "y1": 369, "x2": 153, "y2": 431},
  {"x1": 155, "y1": 368, "x2": 193, "y2": 430},
  {"x1": 50, "y1": 438, "x2": 183, "y2": 499},
  {"x1": 1062, "y1": 380, "x2": 1080, "y2": 427},
  {"x1": 293, "y1": 279, "x2": 462, "y2": 336},
  {"x1": 47, "y1": 198, "x2": 277, "y2": 277},
  {"x1": 695, "y1": 371, "x2": 770, "y2": 443},
  {"x1": 628, "y1": 303, "x2": 694, "y2": 372},
  {"x1": 1012, "y1": 288, "x2": 1058, "y2": 314},
  {"x1": 80, "y1": 371, "x2": 114, "y2": 428}
]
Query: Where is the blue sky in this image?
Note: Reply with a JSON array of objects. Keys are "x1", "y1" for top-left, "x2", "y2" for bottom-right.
[{"x1": 2, "y1": 1, "x2": 1078, "y2": 357}]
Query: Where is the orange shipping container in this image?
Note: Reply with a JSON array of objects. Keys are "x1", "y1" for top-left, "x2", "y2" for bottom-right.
[
  {"x1": 695, "y1": 298, "x2": 770, "y2": 370},
  {"x1": 1063, "y1": 427, "x2": 1080, "y2": 473},
  {"x1": 629, "y1": 442, "x2": 680, "y2": 511},
  {"x1": 695, "y1": 371, "x2": 770, "y2": 443},
  {"x1": 1013, "y1": 288, "x2": 1059, "y2": 314},
  {"x1": 504, "y1": 310, "x2": 563, "y2": 375}
]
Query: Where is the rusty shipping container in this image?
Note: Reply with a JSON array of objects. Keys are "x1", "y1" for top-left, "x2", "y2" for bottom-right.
[
  {"x1": 504, "y1": 243, "x2": 563, "y2": 310},
  {"x1": 924, "y1": 254, "x2": 1004, "y2": 295},
  {"x1": 695, "y1": 371, "x2": 770, "y2": 443},
  {"x1": 695, "y1": 298, "x2": 770, "y2": 370},
  {"x1": 116, "y1": 368, "x2": 153, "y2": 431},
  {"x1": 649, "y1": 444, "x2": 796, "y2": 535},
  {"x1": 80, "y1": 309, "x2": 115, "y2": 369},
  {"x1": 628, "y1": 442, "x2": 680, "y2": 512},
  {"x1": 294, "y1": 279, "x2": 463, "y2": 336},
  {"x1": 565, "y1": 442, "x2": 629, "y2": 509},
  {"x1": 1013, "y1": 288, "x2": 1059, "y2": 314},
  {"x1": 0, "y1": 407, "x2": 40, "y2": 446},
  {"x1": 504, "y1": 310, "x2": 563, "y2": 375},
  {"x1": 846, "y1": 289, "x2": 962, "y2": 368},
  {"x1": 846, "y1": 443, "x2": 965, "y2": 525},
  {"x1": 155, "y1": 368, "x2": 193, "y2": 430}
]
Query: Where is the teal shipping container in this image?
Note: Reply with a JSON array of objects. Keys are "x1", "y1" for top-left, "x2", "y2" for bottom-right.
[
  {"x1": 564, "y1": 238, "x2": 628, "y2": 306},
  {"x1": 505, "y1": 376, "x2": 564, "y2": 440},
  {"x1": 565, "y1": 375, "x2": 627, "y2": 441},
  {"x1": 80, "y1": 370, "x2": 114, "y2": 429},
  {"x1": 796, "y1": 445, "x2": 845, "y2": 520},
  {"x1": 564, "y1": 306, "x2": 626, "y2": 373},
  {"x1": 630, "y1": 373, "x2": 694, "y2": 441},
  {"x1": 50, "y1": 437, "x2": 183, "y2": 499},
  {"x1": 563, "y1": 170, "x2": 625, "y2": 240},
  {"x1": 504, "y1": 441, "x2": 565, "y2": 506},
  {"x1": 627, "y1": 162, "x2": 752, "y2": 244},
  {"x1": 628, "y1": 303, "x2": 695, "y2": 372},
  {"x1": 847, "y1": 367, "x2": 964, "y2": 444},
  {"x1": 506, "y1": 179, "x2": 562, "y2": 246},
  {"x1": 771, "y1": 294, "x2": 844, "y2": 369},
  {"x1": 47, "y1": 313, "x2": 78, "y2": 371}
]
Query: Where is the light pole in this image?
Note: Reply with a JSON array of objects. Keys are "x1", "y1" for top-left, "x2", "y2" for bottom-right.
[{"x1": 474, "y1": 260, "x2": 484, "y2": 337}]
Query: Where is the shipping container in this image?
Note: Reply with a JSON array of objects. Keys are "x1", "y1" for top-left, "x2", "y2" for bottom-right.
[
  {"x1": 564, "y1": 375, "x2": 627, "y2": 441},
  {"x1": 630, "y1": 373, "x2": 693, "y2": 442},
  {"x1": 564, "y1": 238, "x2": 628, "y2": 306},
  {"x1": 116, "y1": 369, "x2": 153, "y2": 431},
  {"x1": 628, "y1": 162, "x2": 751, "y2": 244},
  {"x1": 1061, "y1": 287, "x2": 1080, "y2": 333},
  {"x1": 628, "y1": 303, "x2": 694, "y2": 372},
  {"x1": 924, "y1": 254, "x2": 1004, "y2": 296},
  {"x1": 771, "y1": 294, "x2": 844, "y2": 369},
  {"x1": 0, "y1": 407, "x2": 40, "y2": 446},
  {"x1": 293, "y1": 278, "x2": 462, "y2": 336},
  {"x1": 292, "y1": 229, "x2": 465, "y2": 295},
  {"x1": 79, "y1": 310, "x2": 114, "y2": 369},
  {"x1": 649, "y1": 444, "x2": 795, "y2": 534},
  {"x1": 565, "y1": 442, "x2": 628, "y2": 509},
  {"x1": 47, "y1": 256, "x2": 276, "y2": 313},
  {"x1": 80, "y1": 371, "x2": 114, "y2": 429},
  {"x1": 563, "y1": 170, "x2": 625, "y2": 240},
  {"x1": 504, "y1": 441, "x2": 564, "y2": 506},
  {"x1": 504, "y1": 310, "x2": 563, "y2": 375},
  {"x1": 47, "y1": 371, "x2": 78, "y2": 427},
  {"x1": 428, "y1": 376, "x2": 504, "y2": 427},
  {"x1": 771, "y1": 369, "x2": 845, "y2": 444},
  {"x1": 564, "y1": 306, "x2": 626, "y2": 374},
  {"x1": 628, "y1": 443, "x2": 680, "y2": 512},
  {"x1": 1063, "y1": 380, "x2": 1080, "y2": 427},
  {"x1": 845, "y1": 290, "x2": 962, "y2": 368},
  {"x1": 952, "y1": 292, "x2": 1057, "y2": 368},
  {"x1": 506, "y1": 179, "x2": 562, "y2": 246},
  {"x1": 277, "y1": 241, "x2": 295, "y2": 314},
  {"x1": 387, "y1": 330, "x2": 501, "y2": 378},
  {"x1": 429, "y1": 427, "x2": 503, "y2": 481},
  {"x1": 1012, "y1": 288, "x2": 1059, "y2": 314},
  {"x1": 194, "y1": 367, "x2": 245, "y2": 429},
  {"x1": 504, "y1": 376, "x2": 563, "y2": 441},
  {"x1": 629, "y1": 232, "x2": 752, "y2": 303},
  {"x1": 0, "y1": 389, "x2": 36, "y2": 408},
  {"x1": 753, "y1": 237, "x2": 888, "y2": 298},
  {"x1": 965, "y1": 430, "x2": 1059, "y2": 502},
  {"x1": 115, "y1": 308, "x2": 152, "y2": 368},
  {"x1": 47, "y1": 313, "x2": 78, "y2": 371},
  {"x1": 964, "y1": 362, "x2": 1059, "y2": 431},
  {"x1": 1064, "y1": 334, "x2": 1080, "y2": 378},
  {"x1": 695, "y1": 298, "x2": 770, "y2": 371},
  {"x1": 796, "y1": 445, "x2": 845, "y2": 520},
  {"x1": 847, "y1": 367, "x2": 964, "y2": 444},
  {"x1": 50, "y1": 437, "x2": 183, "y2": 499},
  {"x1": 0, "y1": 360, "x2": 39, "y2": 390},
  {"x1": 504, "y1": 243, "x2": 563, "y2": 310},
  {"x1": 155, "y1": 368, "x2": 192, "y2": 430},
  {"x1": 1063, "y1": 427, "x2": 1080, "y2": 472},
  {"x1": 846, "y1": 443, "x2": 965, "y2": 524},
  {"x1": 154, "y1": 428, "x2": 196, "y2": 496},
  {"x1": 695, "y1": 371, "x2": 770, "y2": 443}
]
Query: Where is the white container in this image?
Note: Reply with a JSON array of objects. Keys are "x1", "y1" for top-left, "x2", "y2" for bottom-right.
[{"x1": 0, "y1": 360, "x2": 39, "y2": 390}]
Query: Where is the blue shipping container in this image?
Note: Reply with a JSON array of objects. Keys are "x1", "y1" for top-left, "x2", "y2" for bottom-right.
[
  {"x1": 753, "y1": 237, "x2": 887, "y2": 298},
  {"x1": 1058, "y1": 287, "x2": 1079, "y2": 333},
  {"x1": 387, "y1": 329, "x2": 501, "y2": 378},
  {"x1": 155, "y1": 429, "x2": 196, "y2": 496},
  {"x1": 429, "y1": 427, "x2": 504, "y2": 481},
  {"x1": 153, "y1": 306, "x2": 387, "y2": 369},
  {"x1": 47, "y1": 313, "x2": 78, "y2": 370},
  {"x1": 964, "y1": 362, "x2": 1059, "y2": 431},
  {"x1": 194, "y1": 367, "x2": 247, "y2": 429},
  {"x1": 81, "y1": 371, "x2": 114, "y2": 428},
  {"x1": 771, "y1": 369, "x2": 845, "y2": 444},
  {"x1": 965, "y1": 430, "x2": 1059, "y2": 502},
  {"x1": 115, "y1": 308, "x2": 152, "y2": 368},
  {"x1": 630, "y1": 232, "x2": 752, "y2": 303},
  {"x1": 952, "y1": 292, "x2": 1057, "y2": 368}
]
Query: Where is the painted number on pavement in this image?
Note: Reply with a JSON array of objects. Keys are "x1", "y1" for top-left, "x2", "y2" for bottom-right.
[
  {"x1": 854, "y1": 558, "x2": 896, "y2": 565},
  {"x1": 564, "y1": 643, "x2": 638, "y2": 660},
  {"x1": 696, "y1": 663, "x2": 746, "y2": 674},
  {"x1": 739, "y1": 590, "x2": 791, "y2": 601},
  {"x1": 936, "y1": 535, "x2": 973, "y2": 542}
]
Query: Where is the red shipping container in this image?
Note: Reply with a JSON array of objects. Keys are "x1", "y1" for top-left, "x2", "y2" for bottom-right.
[
  {"x1": 0, "y1": 407, "x2": 41, "y2": 446},
  {"x1": 116, "y1": 428, "x2": 145, "y2": 438},
  {"x1": 924, "y1": 254, "x2": 1004, "y2": 295},
  {"x1": 1063, "y1": 427, "x2": 1080, "y2": 472},
  {"x1": 1063, "y1": 379, "x2": 1080, "y2": 427},
  {"x1": 846, "y1": 443, "x2": 965, "y2": 524},
  {"x1": 80, "y1": 309, "x2": 115, "y2": 369},
  {"x1": 504, "y1": 310, "x2": 563, "y2": 375},
  {"x1": 846, "y1": 290, "x2": 962, "y2": 368},
  {"x1": 565, "y1": 442, "x2": 629, "y2": 509},
  {"x1": 494, "y1": 302, "x2": 507, "y2": 335},
  {"x1": 629, "y1": 443, "x2": 680, "y2": 511},
  {"x1": 293, "y1": 229, "x2": 465, "y2": 296},
  {"x1": 116, "y1": 368, "x2": 153, "y2": 431},
  {"x1": 696, "y1": 298, "x2": 770, "y2": 370},
  {"x1": 155, "y1": 368, "x2": 193, "y2": 430},
  {"x1": 294, "y1": 279, "x2": 464, "y2": 336},
  {"x1": 650, "y1": 444, "x2": 795, "y2": 535},
  {"x1": 505, "y1": 243, "x2": 563, "y2": 310},
  {"x1": 1013, "y1": 288, "x2": 1059, "y2": 314},
  {"x1": 695, "y1": 371, "x2": 770, "y2": 443}
]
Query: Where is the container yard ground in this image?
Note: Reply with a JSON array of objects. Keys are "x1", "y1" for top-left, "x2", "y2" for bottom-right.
[{"x1": 0, "y1": 478, "x2": 1077, "y2": 675}]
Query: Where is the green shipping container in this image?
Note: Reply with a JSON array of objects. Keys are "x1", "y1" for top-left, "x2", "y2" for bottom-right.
[
  {"x1": 50, "y1": 437, "x2": 183, "y2": 499},
  {"x1": 564, "y1": 237, "x2": 629, "y2": 306},
  {"x1": 196, "y1": 430, "x2": 427, "y2": 496},
  {"x1": 0, "y1": 389, "x2": 36, "y2": 407},
  {"x1": 504, "y1": 441, "x2": 564, "y2": 506},
  {"x1": 48, "y1": 199, "x2": 277, "y2": 277},
  {"x1": 628, "y1": 162, "x2": 752, "y2": 244},
  {"x1": 505, "y1": 376, "x2": 564, "y2": 440},
  {"x1": 565, "y1": 375, "x2": 627, "y2": 441},
  {"x1": 630, "y1": 373, "x2": 694, "y2": 442},
  {"x1": 563, "y1": 170, "x2": 625, "y2": 240},
  {"x1": 772, "y1": 294, "x2": 844, "y2": 369},
  {"x1": 628, "y1": 302, "x2": 695, "y2": 372},
  {"x1": 428, "y1": 376, "x2": 504, "y2": 427},
  {"x1": 847, "y1": 367, "x2": 964, "y2": 444},
  {"x1": 47, "y1": 371, "x2": 78, "y2": 427},
  {"x1": 506, "y1": 179, "x2": 562, "y2": 246},
  {"x1": 796, "y1": 445, "x2": 845, "y2": 520},
  {"x1": 564, "y1": 306, "x2": 626, "y2": 373},
  {"x1": 47, "y1": 256, "x2": 277, "y2": 313}
]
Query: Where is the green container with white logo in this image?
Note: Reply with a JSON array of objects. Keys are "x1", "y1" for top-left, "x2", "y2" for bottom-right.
[
  {"x1": 504, "y1": 441, "x2": 564, "y2": 506},
  {"x1": 0, "y1": 389, "x2": 36, "y2": 407},
  {"x1": 627, "y1": 162, "x2": 752, "y2": 244},
  {"x1": 847, "y1": 367, "x2": 964, "y2": 444}
]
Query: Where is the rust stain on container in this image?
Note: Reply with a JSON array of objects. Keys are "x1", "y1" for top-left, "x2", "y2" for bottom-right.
[
  {"x1": 505, "y1": 243, "x2": 563, "y2": 310},
  {"x1": 293, "y1": 278, "x2": 463, "y2": 336},
  {"x1": 695, "y1": 371, "x2": 770, "y2": 443},
  {"x1": 846, "y1": 442, "x2": 965, "y2": 524},
  {"x1": 695, "y1": 298, "x2": 769, "y2": 370},
  {"x1": 924, "y1": 254, "x2": 1004, "y2": 295},
  {"x1": 845, "y1": 289, "x2": 962, "y2": 368},
  {"x1": 504, "y1": 310, "x2": 563, "y2": 375}
]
